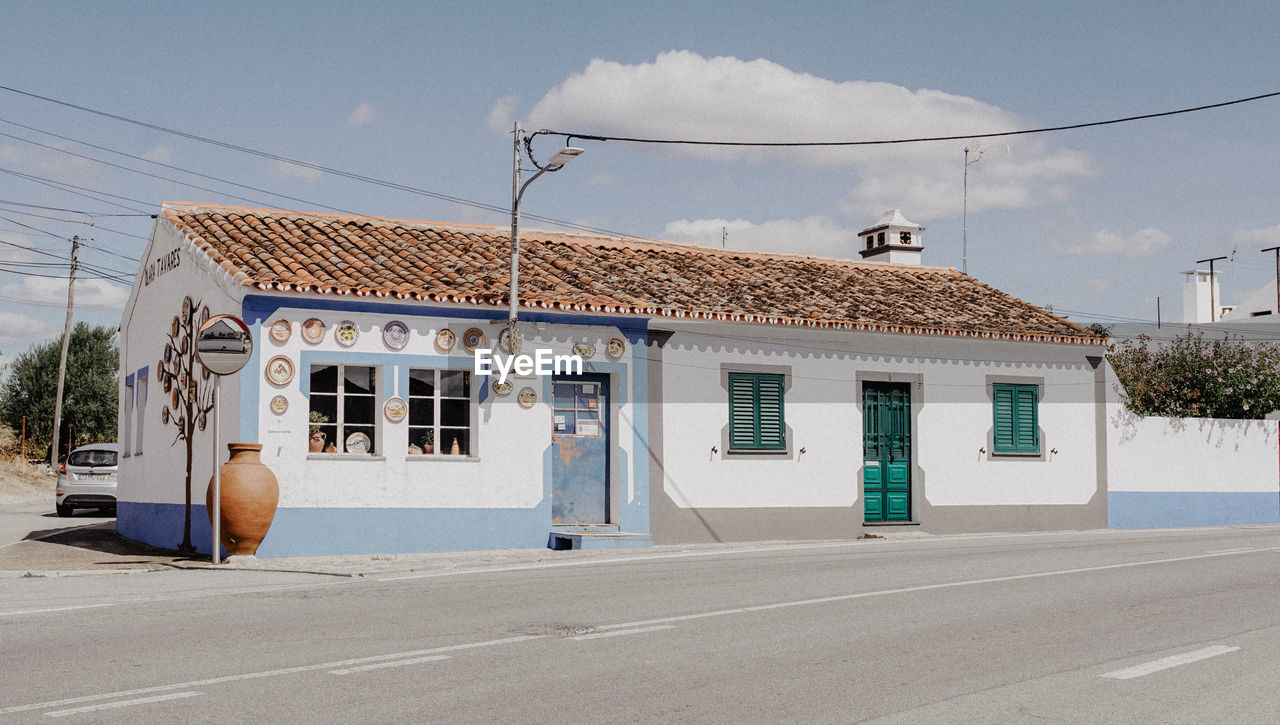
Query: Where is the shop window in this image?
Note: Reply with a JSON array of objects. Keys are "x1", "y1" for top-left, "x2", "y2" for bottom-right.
[
  {"x1": 309, "y1": 364, "x2": 377, "y2": 454},
  {"x1": 135, "y1": 367, "x2": 147, "y2": 455},
  {"x1": 407, "y1": 368, "x2": 472, "y2": 456},
  {"x1": 728, "y1": 372, "x2": 786, "y2": 451},
  {"x1": 122, "y1": 373, "x2": 134, "y2": 457}
]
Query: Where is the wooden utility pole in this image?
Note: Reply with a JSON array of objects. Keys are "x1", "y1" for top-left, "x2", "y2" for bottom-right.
[
  {"x1": 50, "y1": 235, "x2": 79, "y2": 467},
  {"x1": 1263, "y1": 246, "x2": 1280, "y2": 315},
  {"x1": 1195, "y1": 256, "x2": 1228, "y2": 322}
]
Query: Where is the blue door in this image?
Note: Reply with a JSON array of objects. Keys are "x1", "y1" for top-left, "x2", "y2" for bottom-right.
[
  {"x1": 863, "y1": 381, "x2": 911, "y2": 522},
  {"x1": 551, "y1": 375, "x2": 610, "y2": 525}
]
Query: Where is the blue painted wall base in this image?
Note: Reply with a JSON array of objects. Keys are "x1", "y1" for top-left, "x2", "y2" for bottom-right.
[
  {"x1": 118, "y1": 501, "x2": 567, "y2": 557},
  {"x1": 1109, "y1": 491, "x2": 1280, "y2": 529}
]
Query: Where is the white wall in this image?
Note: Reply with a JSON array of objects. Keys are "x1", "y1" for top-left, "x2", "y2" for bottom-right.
[
  {"x1": 658, "y1": 323, "x2": 1101, "y2": 509},
  {"x1": 118, "y1": 220, "x2": 243, "y2": 505}
]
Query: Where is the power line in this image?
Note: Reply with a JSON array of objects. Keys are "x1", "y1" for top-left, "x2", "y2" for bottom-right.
[
  {"x1": 0, "y1": 84, "x2": 669, "y2": 242},
  {"x1": 0, "y1": 198, "x2": 149, "y2": 217},
  {"x1": 541, "y1": 89, "x2": 1280, "y2": 148},
  {"x1": 0, "y1": 166, "x2": 152, "y2": 213}
]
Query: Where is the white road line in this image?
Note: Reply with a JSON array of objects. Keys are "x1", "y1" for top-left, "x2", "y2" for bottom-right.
[
  {"x1": 44, "y1": 692, "x2": 201, "y2": 717},
  {"x1": 1101, "y1": 645, "x2": 1240, "y2": 680},
  {"x1": 329, "y1": 655, "x2": 449, "y2": 675},
  {"x1": 571, "y1": 625, "x2": 675, "y2": 641},
  {"x1": 0, "y1": 635, "x2": 543, "y2": 716},
  {"x1": 589, "y1": 546, "x2": 1280, "y2": 633},
  {"x1": 1206, "y1": 547, "x2": 1255, "y2": 554},
  {"x1": 0, "y1": 604, "x2": 114, "y2": 618}
]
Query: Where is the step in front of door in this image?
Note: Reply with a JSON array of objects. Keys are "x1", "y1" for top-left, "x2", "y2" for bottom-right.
[{"x1": 548, "y1": 530, "x2": 653, "y2": 550}]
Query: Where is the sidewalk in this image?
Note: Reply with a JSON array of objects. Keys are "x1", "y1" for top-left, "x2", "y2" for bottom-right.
[{"x1": 0, "y1": 509, "x2": 926, "y2": 580}]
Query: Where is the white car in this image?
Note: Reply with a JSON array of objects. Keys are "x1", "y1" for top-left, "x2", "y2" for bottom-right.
[{"x1": 55, "y1": 443, "x2": 118, "y2": 517}]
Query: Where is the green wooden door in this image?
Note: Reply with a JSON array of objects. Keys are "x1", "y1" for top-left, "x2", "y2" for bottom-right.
[{"x1": 863, "y1": 381, "x2": 911, "y2": 522}]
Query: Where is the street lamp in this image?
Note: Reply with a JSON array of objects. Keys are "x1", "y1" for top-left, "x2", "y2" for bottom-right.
[{"x1": 509, "y1": 122, "x2": 583, "y2": 334}]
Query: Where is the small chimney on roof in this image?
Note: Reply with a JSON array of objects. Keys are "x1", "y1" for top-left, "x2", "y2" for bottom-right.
[{"x1": 858, "y1": 210, "x2": 924, "y2": 265}]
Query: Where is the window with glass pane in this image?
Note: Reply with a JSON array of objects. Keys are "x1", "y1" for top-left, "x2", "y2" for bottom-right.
[
  {"x1": 408, "y1": 368, "x2": 472, "y2": 456},
  {"x1": 308, "y1": 364, "x2": 377, "y2": 454},
  {"x1": 552, "y1": 381, "x2": 601, "y2": 437}
]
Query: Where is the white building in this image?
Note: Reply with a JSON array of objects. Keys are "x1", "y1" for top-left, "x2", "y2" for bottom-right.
[{"x1": 117, "y1": 203, "x2": 1109, "y2": 556}]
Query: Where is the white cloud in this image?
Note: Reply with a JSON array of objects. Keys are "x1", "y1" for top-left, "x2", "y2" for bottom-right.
[
  {"x1": 487, "y1": 95, "x2": 519, "y2": 134},
  {"x1": 528, "y1": 51, "x2": 1096, "y2": 220},
  {"x1": 663, "y1": 216, "x2": 860, "y2": 258},
  {"x1": 0, "y1": 311, "x2": 59, "y2": 359},
  {"x1": 1230, "y1": 223, "x2": 1280, "y2": 248},
  {"x1": 1056, "y1": 228, "x2": 1172, "y2": 258},
  {"x1": 0, "y1": 276, "x2": 129, "y2": 310},
  {"x1": 346, "y1": 101, "x2": 377, "y2": 127},
  {"x1": 268, "y1": 159, "x2": 323, "y2": 182},
  {"x1": 142, "y1": 145, "x2": 174, "y2": 163}
]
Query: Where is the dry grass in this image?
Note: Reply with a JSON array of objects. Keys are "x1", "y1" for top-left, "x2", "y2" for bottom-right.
[{"x1": 0, "y1": 458, "x2": 53, "y2": 504}]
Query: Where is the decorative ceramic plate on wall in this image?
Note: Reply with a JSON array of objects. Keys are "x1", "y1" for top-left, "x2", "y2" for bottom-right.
[
  {"x1": 573, "y1": 342, "x2": 595, "y2": 358},
  {"x1": 382, "y1": 320, "x2": 410, "y2": 350},
  {"x1": 345, "y1": 431, "x2": 371, "y2": 454},
  {"x1": 171, "y1": 315, "x2": 180, "y2": 337},
  {"x1": 517, "y1": 387, "x2": 537, "y2": 408},
  {"x1": 492, "y1": 379, "x2": 513, "y2": 396},
  {"x1": 435, "y1": 328, "x2": 456, "y2": 351},
  {"x1": 302, "y1": 318, "x2": 326, "y2": 344},
  {"x1": 182, "y1": 296, "x2": 192, "y2": 322},
  {"x1": 200, "y1": 306, "x2": 210, "y2": 328},
  {"x1": 266, "y1": 355, "x2": 295, "y2": 386},
  {"x1": 383, "y1": 396, "x2": 407, "y2": 422},
  {"x1": 269, "y1": 319, "x2": 292, "y2": 343},
  {"x1": 606, "y1": 337, "x2": 626, "y2": 359},
  {"x1": 269, "y1": 395, "x2": 289, "y2": 414},
  {"x1": 335, "y1": 320, "x2": 359, "y2": 347},
  {"x1": 498, "y1": 326, "x2": 522, "y2": 355},
  {"x1": 462, "y1": 327, "x2": 486, "y2": 353}
]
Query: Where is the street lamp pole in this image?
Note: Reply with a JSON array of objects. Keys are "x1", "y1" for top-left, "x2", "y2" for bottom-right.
[{"x1": 509, "y1": 123, "x2": 583, "y2": 334}]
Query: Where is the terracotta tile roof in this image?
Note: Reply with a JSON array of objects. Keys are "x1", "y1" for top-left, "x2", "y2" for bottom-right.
[{"x1": 161, "y1": 202, "x2": 1101, "y2": 345}]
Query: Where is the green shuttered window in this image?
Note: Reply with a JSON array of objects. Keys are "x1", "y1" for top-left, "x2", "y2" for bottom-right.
[
  {"x1": 992, "y1": 383, "x2": 1039, "y2": 454},
  {"x1": 728, "y1": 373, "x2": 786, "y2": 451}
]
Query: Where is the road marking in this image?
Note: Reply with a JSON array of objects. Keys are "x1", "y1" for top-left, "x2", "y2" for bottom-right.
[
  {"x1": 44, "y1": 692, "x2": 201, "y2": 717},
  {"x1": 329, "y1": 655, "x2": 450, "y2": 675},
  {"x1": 588, "y1": 546, "x2": 1280, "y2": 633},
  {"x1": 1206, "y1": 547, "x2": 1254, "y2": 554},
  {"x1": 0, "y1": 635, "x2": 543, "y2": 716},
  {"x1": 571, "y1": 625, "x2": 675, "y2": 641},
  {"x1": 1101, "y1": 645, "x2": 1240, "y2": 680},
  {"x1": 0, "y1": 604, "x2": 114, "y2": 618}
]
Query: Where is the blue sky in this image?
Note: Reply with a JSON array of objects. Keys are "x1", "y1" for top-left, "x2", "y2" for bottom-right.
[{"x1": 2, "y1": 0, "x2": 1280, "y2": 358}]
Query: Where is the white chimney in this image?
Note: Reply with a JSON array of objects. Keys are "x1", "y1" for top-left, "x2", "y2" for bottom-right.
[
  {"x1": 1181, "y1": 269, "x2": 1222, "y2": 323},
  {"x1": 858, "y1": 210, "x2": 924, "y2": 265}
]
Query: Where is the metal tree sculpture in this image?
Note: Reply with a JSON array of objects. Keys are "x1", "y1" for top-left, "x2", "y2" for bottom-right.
[{"x1": 156, "y1": 295, "x2": 214, "y2": 553}]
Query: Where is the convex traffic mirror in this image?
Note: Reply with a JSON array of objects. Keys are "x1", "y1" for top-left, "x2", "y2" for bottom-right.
[{"x1": 195, "y1": 314, "x2": 253, "y2": 376}]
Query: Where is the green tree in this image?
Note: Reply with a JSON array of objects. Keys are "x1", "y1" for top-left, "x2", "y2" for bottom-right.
[
  {"x1": 1108, "y1": 331, "x2": 1280, "y2": 419},
  {"x1": 0, "y1": 323, "x2": 118, "y2": 458}
]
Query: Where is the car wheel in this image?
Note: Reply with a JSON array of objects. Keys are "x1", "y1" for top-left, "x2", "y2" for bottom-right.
[{"x1": 56, "y1": 504, "x2": 73, "y2": 517}]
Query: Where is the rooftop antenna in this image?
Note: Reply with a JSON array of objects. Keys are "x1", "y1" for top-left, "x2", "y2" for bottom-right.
[
  {"x1": 722, "y1": 226, "x2": 727, "y2": 248},
  {"x1": 962, "y1": 142, "x2": 987, "y2": 275}
]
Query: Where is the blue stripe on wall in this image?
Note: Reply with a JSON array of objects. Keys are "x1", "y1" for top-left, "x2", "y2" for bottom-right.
[
  {"x1": 1109, "y1": 491, "x2": 1280, "y2": 529},
  {"x1": 118, "y1": 500, "x2": 558, "y2": 557}
]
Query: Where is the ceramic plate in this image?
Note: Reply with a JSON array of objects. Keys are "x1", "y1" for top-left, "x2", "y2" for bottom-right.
[
  {"x1": 302, "y1": 318, "x2": 326, "y2": 344},
  {"x1": 171, "y1": 315, "x2": 180, "y2": 337},
  {"x1": 270, "y1": 318, "x2": 291, "y2": 343},
  {"x1": 435, "y1": 328, "x2": 456, "y2": 351},
  {"x1": 335, "y1": 320, "x2": 359, "y2": 347},
  {"x1": 182, "y1": 296, "x2": 192, "y2": 323},
  {"x1": 606, "y1": 337, "x2": 626, "y2": 359},
  {"x1": 197, "y1": 413, "x2": 207, "y2": 431},
  {"x1": 518, "y1": 387, "x2": 537, "y2": 408},
  {"x1": 382, "y1": 320, "x2": 410, "y2": 350},
  {"x1": 573, "y1": 342, "x2": 595, "y2": 358},
  {"x1": 270, "y1": 395, "x2": 289, "y2": 414},
  {"x1": 492, "y1": 379, "x2": 513, "y2": 396},
  {"x1": 161, "y1": 408, "x2": 170, "y2": 424},
  {"x1": 345, "y1": 431, "x2": 371, "y2": 454},
  {"x1": 498, "y1": 326, "x2": 522, "y2": 355},
  {"x1": 462, "y1": 327, "x2": 486, "y2": 353},
  {"x1": 266, "y1": 355, "x2": 295, "y2": 386},
  {"x1": 200, "y1": 306, "x2": 210, "y2": 327},
  {"x1": 383, "y1": 396, "x2": 407, "y2": 423}
]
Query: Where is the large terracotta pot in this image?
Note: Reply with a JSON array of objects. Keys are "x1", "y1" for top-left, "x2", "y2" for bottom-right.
[{"x1": 206, "y1": 443, "x2": 279, "y2": 556}]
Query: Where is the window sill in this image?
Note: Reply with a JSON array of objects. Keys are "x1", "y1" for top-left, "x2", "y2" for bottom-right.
[
  {"x1": 307, "y1": 454, "x2": 387, "y2": 461},
  {"x1": 726, "y1": 448, "x2": 789, "y2": 456},
  {"x1": 991, "y1": 451, "x2": 1042, "y2": 458},
  {"x1": 406, "y1": 455, "x2": 480, "y2": 463}
]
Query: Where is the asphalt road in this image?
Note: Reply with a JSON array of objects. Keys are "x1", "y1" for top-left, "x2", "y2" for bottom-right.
[{"x1": 2, "y1": 526, "x2": 1279, "y2": 723}]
